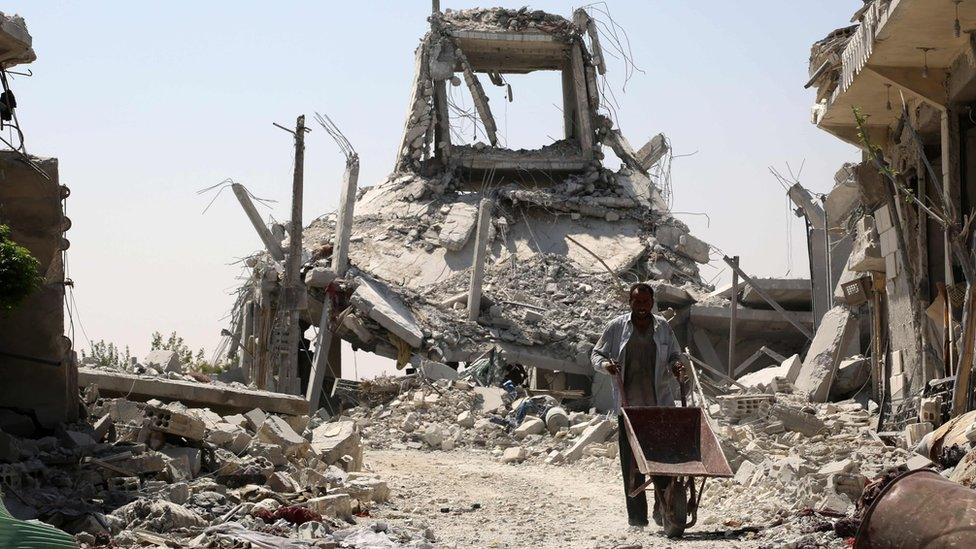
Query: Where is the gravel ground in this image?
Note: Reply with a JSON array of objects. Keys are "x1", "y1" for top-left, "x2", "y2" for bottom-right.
[{"x1": 367, "y1": 448, "x2": 761, "y2": 549}]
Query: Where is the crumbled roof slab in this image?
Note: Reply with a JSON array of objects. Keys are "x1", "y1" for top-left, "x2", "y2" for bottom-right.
[{"x1": 0, "y1": 12, "x2": 35, "y2": 67}]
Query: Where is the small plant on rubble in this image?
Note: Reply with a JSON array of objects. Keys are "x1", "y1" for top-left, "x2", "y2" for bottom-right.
[
  {"x1": 82, "y1": 340, "x2": 131, "y2": 368},
  {"x1": 0, "y1": 223, "x2": 41, "y2": 311},
  {"x1": 150, "y1": 331, "x2": 196, "y2": 365},
  {"x1": 150, "y1": 331, "x2": 225, "y2": 373}
]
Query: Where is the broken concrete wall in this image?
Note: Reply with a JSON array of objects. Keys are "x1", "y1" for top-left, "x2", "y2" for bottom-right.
[{"x1": 0, "y1": 151, "x2": 78, "y2": 427}]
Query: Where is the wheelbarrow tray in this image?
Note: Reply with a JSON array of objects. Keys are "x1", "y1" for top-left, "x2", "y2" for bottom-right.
[{"x1": 620, "y1": 406, "x2": 732, "y2": 478}]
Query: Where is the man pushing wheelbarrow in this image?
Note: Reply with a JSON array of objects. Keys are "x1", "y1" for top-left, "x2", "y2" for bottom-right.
[{"x1": 592, "y1": 282, "x2": 731, "y2": 538}]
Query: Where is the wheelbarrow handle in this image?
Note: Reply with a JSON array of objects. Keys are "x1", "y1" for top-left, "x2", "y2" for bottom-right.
[{"x1": 610, "y1": 362, "x2": 629, "y2": 408}]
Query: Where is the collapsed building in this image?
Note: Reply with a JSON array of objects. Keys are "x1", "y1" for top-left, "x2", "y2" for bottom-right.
[{"x1": 219, "y1": 6, "x2": 819, "y2": 414}]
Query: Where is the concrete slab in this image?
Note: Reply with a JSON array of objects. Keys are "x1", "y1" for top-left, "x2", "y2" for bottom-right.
[
  {"x1": 794, "y1": 306, "x2": 857, "y2": 402},
  {"x1": 439, "y1": 202, "x2": 479, "y2": 251},
  {"x1": 689, "y1": 305, "x2": 814, "y2": 336},
  {"x1": 740, "y1": 278, "x2": 812, "y2": 311},
  {"x1": 350, "y1": 274, "x2": 424, "y2": 348},
  {"x1": 77, "y1": 367, "x2": 308, "y2": 416},
  {"x1": 650, "y1": 281, "x2": 695, "y2": 307}
]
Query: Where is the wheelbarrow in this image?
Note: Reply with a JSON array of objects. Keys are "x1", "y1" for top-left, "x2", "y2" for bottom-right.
[{"x1": 613, "y1": 366, "x2": 732, "y2": 538}]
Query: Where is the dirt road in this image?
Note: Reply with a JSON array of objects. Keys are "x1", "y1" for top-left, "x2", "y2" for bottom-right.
[{"x1": 368, "y1": 449, "x2": 759, "y2": 548}]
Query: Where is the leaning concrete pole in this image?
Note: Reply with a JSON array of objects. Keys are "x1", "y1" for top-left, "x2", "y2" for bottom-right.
[
  {"x1": 331, "y1": 155, "x2": 360, "y2": 277},
  {"x1": 231, "y1": 183, "x2": 285, "y2": 261},
  {"x1": 468, "y1": 199, "x2": 492, "y2": 321},
  {"x1": 279, "y1": 115, "x2": 307, "y2": 396},
  {"x1": 306, "y1": 297, "x2": 332, "y2": 413}
]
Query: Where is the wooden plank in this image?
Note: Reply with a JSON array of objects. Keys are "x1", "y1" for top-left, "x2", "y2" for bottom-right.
[{"x1": 78, "y1": 367, "x2": 308, "y2": 416}]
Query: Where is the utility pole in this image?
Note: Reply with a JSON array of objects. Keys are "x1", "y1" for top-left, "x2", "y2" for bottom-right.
[{"x1": 273, "y1": 115, "x2": 309, "y2": 395}]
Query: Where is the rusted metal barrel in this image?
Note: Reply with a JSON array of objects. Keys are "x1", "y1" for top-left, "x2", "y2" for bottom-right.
[{"x1": 855, "y1": 469, "x2": 976, "y2": 548}]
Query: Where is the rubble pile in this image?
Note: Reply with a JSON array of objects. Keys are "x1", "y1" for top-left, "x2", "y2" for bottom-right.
[
  {"x1": 440, "y1": 7, "x2": 577, "y2": 37},
  {"x1": 695, "y1": 373, "x2": 944, "y2": 546},
  {"x1": 349, "y1": 376, "x2": 621, "y2": 467},
  {"x1": 0, "y1": 387, "x2": 437, "y2": 548}
]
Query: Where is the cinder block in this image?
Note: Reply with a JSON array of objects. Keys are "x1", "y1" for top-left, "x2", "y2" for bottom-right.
[
  {"x1": 879, "y1": 228, "x2": 898, "y2": 257},
  {"x1": 885, "y1": 253, "x2": 899, "y2": 280},
  {"x1": 875, "y1": 205, "x2": 892, "y2": 233}
]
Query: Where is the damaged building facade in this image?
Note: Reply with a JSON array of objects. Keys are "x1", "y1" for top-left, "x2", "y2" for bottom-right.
[
  {"x1": 805, "y1": 0, "x2": 976, "y2": 426},
  {"x1": 0, "y1": 12, "x2": 78, "y2": 428}
]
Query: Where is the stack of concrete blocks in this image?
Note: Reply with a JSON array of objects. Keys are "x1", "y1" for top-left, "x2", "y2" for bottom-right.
[{"x1": 875, "y1": 205, "x2": 897, "y2": 281}]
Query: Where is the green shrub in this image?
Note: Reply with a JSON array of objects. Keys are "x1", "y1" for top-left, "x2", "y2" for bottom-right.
[{"x1": 0, "y1": 224, "x2": 41, "y2": 310}]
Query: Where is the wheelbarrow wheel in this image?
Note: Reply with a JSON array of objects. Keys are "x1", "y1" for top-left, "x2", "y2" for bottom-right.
[{"x1": 661, "y1": 478, "x2": 688, "y2": 539}]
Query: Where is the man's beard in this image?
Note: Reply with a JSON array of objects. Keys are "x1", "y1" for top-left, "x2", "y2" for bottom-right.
[{"x1": 632, "y1": 310, "x2": 653, "y2": 320}]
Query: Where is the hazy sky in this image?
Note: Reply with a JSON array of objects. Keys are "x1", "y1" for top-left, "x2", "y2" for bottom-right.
[{"x1": 11, "y1": 1, "x2": 859, "y2": 376}]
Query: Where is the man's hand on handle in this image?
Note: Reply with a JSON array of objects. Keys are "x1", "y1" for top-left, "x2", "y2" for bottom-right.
[
  {"x1": 671, "y1": 360, "x2": 689, "y2": 384},
  {"x1": 602, "y1": 360, "x2": 619, "y2": 375}
]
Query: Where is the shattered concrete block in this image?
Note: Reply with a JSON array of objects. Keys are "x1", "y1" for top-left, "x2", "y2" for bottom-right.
[
  {"x1": 513, "y1": 416, "x2": 545, "y2": 439},
  {"x1": 350, "y1": 275, "x2": 424, "y2": 348},
  {"x1": 145, "y1": 406, "x2": 206, "y2": 441},
  {"x1": 875, "y1": 205, "x2": 892, "y2": 233},
  {"x1": 562, "y1": 419, "x2": 613, "y2": 462},
  {"x1": 848, "y1": 215, "x2": 885, "y2": 272},
  {"x1": 734, "y1": 460, "x2": 757, "y2": 485},
  {"x1": 160, "y1": 446, "x2": 202, "y2": 478},
  {"x1": 831, "y1": 356, "x2": 870, "y2": 398},
  {"x1": 206, "y1": 423, "x2": 252, "y2": 454},
  {"x1": 473, "y1": 387, "x2": 507, "y2": 413},
  {"x1": 771, "y1": 404, "x2": 826, "y2": 437},
  {"x1": 636, "y1": 133, "x2": 669, "y2": 170},
  {"x1": 305, "y1": 266, "x2": 337, "y2": 288},
  {"x1": 544, "y1": 407, "x2": 569, "y2": 435},
  {"x1": 307, "y1": 494, "x2": 353, "y2": 520},
  {"x1": 341, "y1": 477, "x2": 391, "y2": 503},
  {"x1": 457, "y1": 411, "x2": 474, "y2": 428},
  {"x1": 93, "y1": 414, "x2": 113, "y2": 442},
  {"x1": 222, "y1": 413, "x2": 247, "y2": 428},
  {"x1": 438, "y1": 202, "x2": 479, "y2": 251},
  {"x1": 311, "y1": 419, "x2": 363, "y2": 471},
  {"x1": 905, "y1": 453, "x2": 935, "y2": 470},
  {"x1": 124, "y1": 451, "x2": 167, "y2": 474},
  {"x1": 244, "y1": 408, "x2": 267, "y2": 432},
  {"x1": 165, "y1": 482, "x2": 190, "y2": 504},
  {"x1": 905, "y1": 422, "x2": 934, "y2": 448},
  {"x1": 256, "y1": 416, "x2": 310, "y2": 457},
  {"x1": 110, "y1": 499, "x2": 206, "y2": 532},
  {"x1": 502, "y1": 446, "x2": 527, "y2": 464},
  {"x1": 284, "y1": 414, "x2": 310, "y2": 436},
  {"x1": 266, "y1": 471, "x2": 299, "y2": 493},
  {"x1": 831, "y1": 473, "x2": 866, "y2": 501},
  {"x1": 246, "y1": 441, "x2": 287, "y2": 467},
  {"x1": 144, "y1": 350, "x2": 181, "y2": 373},
  {"x1": 419, "y1": 359, "x2": 458, "y2": 381},
  {"x1": 794, "y1": 305, "x2": 856, "y2": 402},
  {"x1": 108, "y1": 399, "x2": 146, "y2": 424},
  {"x1": 62, "y1": 430, "x2": 96, "y2": 449},
  {"x1": 817, "y1": 459, "x2": 855, "y2": 476}
]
